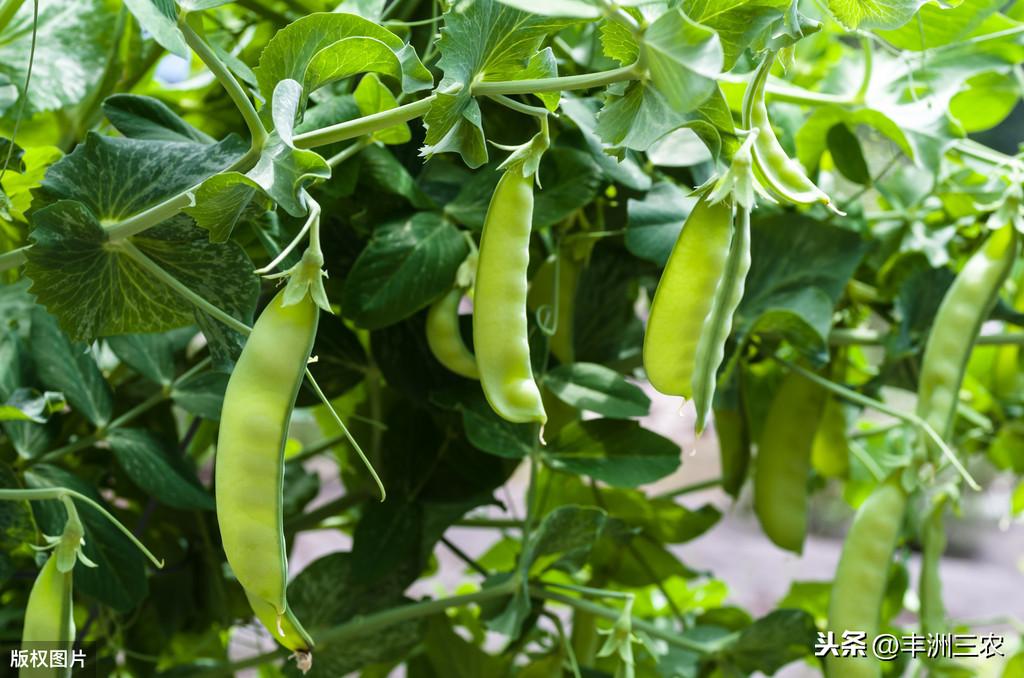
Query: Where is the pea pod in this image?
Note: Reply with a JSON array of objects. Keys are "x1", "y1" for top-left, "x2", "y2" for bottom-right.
[
  {"x1": 427, "y1": 288, "x2": 480, "y2": 379},
  {"x1": 21, "y1": 554, "x2": 74, "y2": 678},
  {"x1": 917, "y1": 223, "x2": 1018, "y2": 440},
  {"x1": 527, "y1": 251, "x2": 579, "y2": 366},
  {"x1": 473, "y1": 169, "x2": 546, "y2": 425},
  {"x1": 812, "y1": 396, "x2": 850, "y2": 478},
  {"x1": 826, "y1": 477, "x2": 907, "y2": 678},
  {"x1": 643, "y1": 197, "x2": 733, "y2": 398},
  {"x1": 216, "y1": 288, "x2": 317, "y2": 656},
  {"x1": 691, "y1": 206, "x2": 752, "y2": 433},
  {"x1": 753, "y1": 370, "x2": 825, "y2": 553},
  {"x1": 919, "y1": 499, "x2": 947, "y2": 636},
  {"x1": 742, "y1": 53, "x2": 836, "y2": 210}
]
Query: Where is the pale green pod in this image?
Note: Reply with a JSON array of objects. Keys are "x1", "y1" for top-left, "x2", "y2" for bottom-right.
[
  {"x1": 826, "y1": 478, "x2": 907, "y2": 678},
  {"x1": 473, "y1": 170, "x2": 546, "y2": 425},
  {"x1": 643, "y1": 197, "x2": 734, "y2": 397},
  {"x1": 917, "y1": 223, "x2": 1017, "y2": 440},
  {"x1": 216, "y1": 289, "x2": 318, "y2": 652},
  {"x1": 21, "y1": 554, "x2": 74, "y2": 678},
  {"x1": 426, "y1": 288, "x2": 480, "y2": 379}
]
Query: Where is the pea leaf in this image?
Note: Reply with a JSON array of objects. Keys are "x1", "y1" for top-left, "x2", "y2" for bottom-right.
[
  {"x1": 459, "y1": 392, "x2": 537, "y2": 459},
  {"x1": 626, "y1": 180, "x2": 696, "y2": 266},
  {"x1": 642, "y1": 7, "x2": 723, "y2": 115},
  {"x1": 122, "y1": 0, "x2": 188, "y2": 58},
  {"x1": 108, "y1": 428, "x2": 215, "y2": 511},
  {"x1": 353, "y1": 73, "x2": 412, "y2": 145},
  {"x1": 103, "y1": 94, "x2": 213, "y2": 144},
  {"x1": 827, "y1": 0, "x2": 934, "y2": 30},
  {"x1": 107, "y1": 334, "x2": 176, "y2": 386},
  {"x1": 0, "y1": 0, "x2": 121, "y2": 119},
  {"x1": 184, "y1": 172, "x2": 267, "y2": 242},
  {"x1": 170, "y1": 371, "x2": 229, "y2": 421},
  {"x1": 545, "y1": 419, "x2": 680, "y2": 487},
  {"x1": 254, "y1": 12, "x2": 432, "y2": 108},
  {"x1": 342, "y1": 212, "x2": 470, "y2": 329},
  {"x1": 683, "y1": 0, "x2": 797, "y2": 70},
  {"x1": 25, "y1": 209, "x2": 259, "y2": 343},
  {"x1": 28, "y1": 307, "x2": 112, "y2": 427},
  {"x1": 544, "y1": 363, "x2": 650, "y2": 418},
  {"x1": 423, "y1": 0, "x2": 572, "y2": 167},
  {"x1": 533, "y1": 148, "x2": 603, "y2": 228},
  {"x1": 295, "y1": 310, "x2": 368, "y2": 407},
  {"x1": 722, "y1": 609, "x2": 818, "y2": 674},
  {"x1": 558, "y1": 96, "x2": 652, "y2": 192}
]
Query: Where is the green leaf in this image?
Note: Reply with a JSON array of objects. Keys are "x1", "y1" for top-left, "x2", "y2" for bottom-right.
[
  {"x1": 25, "y1": 464, "x2": 148, "y2": 612},
  {"x1": 296, "y1": 310, "x2": 368, "y2": 407},
  {"x1": 523, "y1": 504, "x2": 607, "y2": 574},
  {"x1": 573, "y1": 245, "x2": 645, "y2": 364},
  {"x1": 533, "y1": 148, "x2": 603, "y2": 228},
  {"x1": 875, "y1": 0, "x2": 993, "y2": 47},
  {"x1": 40, "y1": 133, "x2": 245, "y2": 221},
  {"x1": 253, "y1": 12, "x2": 432, "y2": 107},
  {"x1": 460, "y1": 393, "x2": 537, "y2": 459},
  {"x1": 424, "y1": 617, "x2": 511, "y2": 678},
  {"x1": 683, "y1": 0, "x2": 796, "y2": 70},
  {"x1": 122, "y1": 0, "x2": 188, "y2": 58},
  {"x1": 108, "y1": 428, "x2": 215, "y2": 510},
  {"x1": 796, "y1": 106, "x2": 915, "y2": 172},
  {"x1": 28, "y1": 307, "x2": 112, "y2": 427},
  {"x1": 723, "y1": 609, "x2": 818, "y2": 674},
  {"x1": 102, "y1": 94, "x2": 211, "y2": 143},
  {"x1": 25, "y1": 208, "x2": 258, "y2": 342},
  {"x1": 828, "y1": 0, "x2": 932, "y2": 29},
  {"x1": 826, "y1": 123, "x2": 871, "y2": 185},
  {"x1": 107, "y1": 334, "x2": 176, "y2": 386},
  {"x1": 353, "y1": 73, "x2": 412, "y2": 145},
  {"x1": 625, "y1": 180, "x2": 696, "y2": 266},
  {"x1": 545, "y1": 419, "x2": 680, "y2": 487},
  {"x1": 0, "y1": 388, "x2": 65, "y2": 423},
  {"x1": 0, "y1": 462, "x2": 35, "y2": 551},
  {"x1": 0, "y1": 0, "x2": 121, "y2": 119},
  {"x1": 1013, "y1": 480, "x2": 1024, "y2": 517},
  {"x1": 342, "y1": 212, "x2": 470, "y2": 329},
  {"x1": 170, "y1": 371, "x2": 229, "y2": 421},
  {"x1": 184, "y1": 172, "x2": 267, "y2": 242},
  {"x1": 544, "y1": 363, "x2": 650, "y2": 418},
  {"x1": 558, "y1": 96, "x2": 652, "y2": 192},
  {"x1": 642, "y1": 8, "x2": 723, "y2": 114},
  {"x1": 423, "y1": 0, "x2": 571, "y2": 167}
]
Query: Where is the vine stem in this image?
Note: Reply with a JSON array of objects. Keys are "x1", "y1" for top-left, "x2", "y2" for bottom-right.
[
  {"x1": 775, "y1": 358, "x2": 980, "y2": 491},
  {"x1": 0, "y1": 488, "x2": 165, "y2": 568},
  {"x1": 180, "y1": 15, "x2": 267, "y2": 155},
  {"x1": 255, "y1": 201, "x2": 321, "y2": 274},
  {"x1": 830, "y1": 328, "x2": 1024, "y2": 346},
  {"x1": 293, "y1": 96, "x2": 436, "y2": 148},
  {"x1": 472, "y1": 63, "x2": 639, "y2": 96},
  {"x1": 653, "y1": 476, "x2": 722, "y2": 500}
]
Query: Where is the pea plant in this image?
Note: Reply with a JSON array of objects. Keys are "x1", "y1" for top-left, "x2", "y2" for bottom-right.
[{"x1": 1, "y1": 0, "x2": 1023, "y2": 675}]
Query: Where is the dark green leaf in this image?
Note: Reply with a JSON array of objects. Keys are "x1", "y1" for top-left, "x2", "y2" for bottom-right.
[
  {"x1": 626, "y1": 180, "x2": 695, "y2": 266},
  {"x1": 296, "y1": 310, "x2": 368, "y2": 407},
  {"x1": 544, "y1": 362, "x2": 650, "y2": 418},
  {"x1": 108, "y1": 428, "x2": 214, "y2": 510},
  {"x1": 724, "y1": 609, "x2": 818, "y2": 674},
  {"x1": 122, "y1": 0, "x2": 188, "y2": 57},
  {"x1": 545, "y1": 419, "x2": 680, "y2": 487},
  {"x1": 170, "y1": 371, "x2": 229, "y2": 421},
  {"x1": 826, "y1": 123, "x2": 871, "y2": 185},
  {"x1": 107, "y1": 333, "x2": 175, "y2": 386}
]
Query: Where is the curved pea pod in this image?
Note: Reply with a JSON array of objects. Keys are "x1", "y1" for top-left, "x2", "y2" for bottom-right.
[
  {"x1": 21, "y1": 555, "x2": 75, "y2": 678},
  {"x1": 216, "y1": 288, "x2": 318, "y2": 653},
  {"x1": 643, "y1": 198, "x2": 733, "y2": 397},
  {"x1": 811, "y1": 396, "x2": 850, "y2": 478},
  {"x1": 527, "y1": 251, "x2": 579, "y2": 366},
  {"x1": 427, "y1": 288, "x2": 480, "y2": 379},
  {"x1": 247, "y1": 591, "x2": 314, "y2": 655},
  {"x1": 713, "y1": 406, "x2": 750, "y2": 498},
  {"x1": 917, "y1": 223, "x2": 1018, "y2": 441},
  {"x1": 691, "y1": 206, "x2": 752, "y2": 433},
  {"x1": 753, "y1": 370, "x2": 825, "y2": 553},
  {"x1": 473, "y1": 170, "x2": 546, "y2": 425},
  {"x1": 826, "y1": 477, "x2": 908, "y2": 678},
  {"x1": 742, "y1": 53, "x2": 837, "y2": 211}
]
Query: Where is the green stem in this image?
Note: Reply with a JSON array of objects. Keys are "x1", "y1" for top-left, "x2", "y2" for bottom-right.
[
  {"x1": 180, "y1": 17, "x2": 267, "y2": 155},
  {"x1": 456, "y1": 517, "x2": 525, "y2": 529},
  {"x1": 472, "y1": 63, "x2": 639, "y2": 96},
  {"x1": 304, "y1": 368, "x2": 386, "y2": 501},
  {"x1": 104, "y1": 192, "x2": 195, "y2": 241},
  {"x1": 931, "y1": 24, "x2": 1024, "y2": 53},
  {"x1": 119, "y1": 241, "x2": 252, "y2": 336},
  {"x1": 855, "y1": 36, "x2": 873, "y2": 104},
  {"x1": 830, "y1": 328, "x2": 1024, "y2": 346},
  {"x1": 653, "y1": 477, "x2": 722, "y2": 500},
  {"x1": 529, "y1": 586, "x2": 714, "y2": 654},
  {"x1": 0, "y1": 0, "x2": 26, "y2": 37},
  {"x1": 294, "y1": 96, "x2": 436, "y2": 148},
  {"x1": 0, "y1": 488, "x2": 164, "y2": 568},
  {"x1": 486, "y1": 94, "x2": 550, "y2": 118},
  {"x1": 327, "y1": 137, "x2": 373, "y2": 168}
]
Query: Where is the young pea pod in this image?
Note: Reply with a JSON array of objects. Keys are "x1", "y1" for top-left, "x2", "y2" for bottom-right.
[
  {"x1": 811, "y1": 396, "x2": 850, "y2": 478},
  {"x1": 216, "y1": 289, "x2": 317, "y2": 659},
  {"x1": 917, "y1": 223, "x2": 1018, "y2": 440},
  {"x1": 473, "y1": 169, "x2": 546, "y2": 425},
  {"x1": 427, "y1": 288, "x2": 480, "y2": 379},
  {"x1": 753, "y1": 370, "x2": 825, "y2": 553},
  {"x1": 21, "y1": 555, "x2": 74, "y2": 678},
  {"x1": 742, "y1": 53, "x2": 838, "y2": 211},
  {"x1": 643, "y1": 197, "x2": 733, "y2": 398},
  {"x1": 826, "y1": 477, "x2": 908, "y2": 678},
  {"x1": 919, "y1": 499, "x2": 947, "y2": 637},
  {"x1": 527, "y1": 251, "x2": 579, "y2": 366}
]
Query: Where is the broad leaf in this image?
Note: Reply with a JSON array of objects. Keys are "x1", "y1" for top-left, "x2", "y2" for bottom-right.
[
  {"x1": 107, "y1": 333, "x2": 176, "y2": 386},
  {"x1": 102, "y1": 95, "x2": 212, "y2": 143},
  {"x1": 544, "y1": 363, "x2": 650, "y2": 418},
  {"x1": 108, "y1": 428, "x2": 215, "y2": 510},
  {"x1": 828, "y1": 0, "x2": 933, "y2": 29},
  {"x1": 170, "y1": 371, "x2": 229, "y2": 420},
  {"x1": 642, "y1": 8, "x2": 723, "y2": 114},
  {"x1": 123, "y1": 0, "x2": 188, "y2": 58},
  {"x1": 683, "y1": 0, "x2": 796, "y2": 70},
  {"x1": 545, "y1": 419, "x2": 680, "y2": 487},
  {"x1": 625, "y1": 180, "x2": 696, "y2": 266}
]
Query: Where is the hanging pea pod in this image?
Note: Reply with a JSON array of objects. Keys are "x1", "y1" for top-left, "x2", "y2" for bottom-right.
[
  {"x1": 21, "y1": 554, "x2": 75, "y2": 678},
  {"x1": 427, "y1": 287, "x2": 480, "y2": 380},
  {"x1": 527, "y1": 249, "x2": 579, "y2": 366},
  {"x1": 812, "y1": 396, "x2": 851, "y2": 478},
  {"x1": 742, "y1": 52, "x2": 839, "y2": 212},
  {"x1": 827, "y1": 477, "x2": 908, "y2": 678},
  {"x1": 643, "y1": 197, "x2": 734, "y2": 398},
  {"x1": 216, "y1": 288, "x2": 318, "y2": 664},
  {"x1": 473, "y1": 168, "x2": 547, "y2": 425},
  {"x1": 917, "y1": 222, "x2": 1018, "y2": 441},
  {"x1": 919, "y1": 497, "x2": 947, "y2": 637},
  {"x1": 753, "y1": 369, "x2": 826, "y2": 553}
]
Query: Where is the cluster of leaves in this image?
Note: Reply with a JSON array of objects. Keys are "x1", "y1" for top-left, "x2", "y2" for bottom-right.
[{"x1": 1, "y1": 0, "x2": 1024, "y2": 676}]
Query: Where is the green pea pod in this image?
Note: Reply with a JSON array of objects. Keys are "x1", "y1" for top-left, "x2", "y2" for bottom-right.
[
  {"x1": 917, "y1": 223, "x2": 1018, "y2": 440},
  {"x1": 643, "y1": 197, "x2": 733, "y2": 398},
  {"x1": 21, "y1": 554, "x2": 74, "y2": 678},
  {"x1": 919, "y1": 499, "x2": 947, "y2": 637},
  {"x1": 713, "y1": 406, "x2": 750, "y2": 498},
  {"x1": 826, "y1": 477, "x2": 908, "y2": 678},
  {"x1": 527, "y1": 252, "x2": 579, "y2": 366},
  {"x1": 811, "y1": 396, "x2": 850, "y2": 478},
  {"x1": 753, "y1": 370, "x2": 825, "y2": 553},
  {"x1": 692, "y1": 206, "x2": 752, "y2": 433},
  {"x1": 247, "y1": 591, "x2": 314, "y2": 654},
  {"x1": 427, "y1": 288, "x2": 480, "y2": 379},
  {"x1": 216, "y1": 288, "x2": 317, "y2": 654},
  {"x1": 742, "y1": 53, "x2": 836, "y2": 210},
  {"x1": 473, "y1": 170, "x2": 546, "y2": 425}
]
